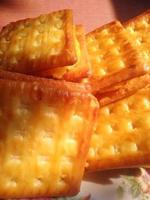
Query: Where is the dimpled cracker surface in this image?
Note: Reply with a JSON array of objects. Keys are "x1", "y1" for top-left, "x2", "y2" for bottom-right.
[
  {"x1": 125, "y1": 10, "x2": 150, "y2": 66},
  {"x1": 86, "y1": 21, "x2": 147, "y2": 90},
  {"x1": 0, "y1": 78, "x2": 98, "y2": 198},
  {"x1": 37, "y1": 25, "x2": 90, "y2": 81},
  {"x1": 87, "y1": 86, "x2": 150, "y2": 171},
  {"x1": 0, "y1": 9, "x2": 78, "y2": 74}
]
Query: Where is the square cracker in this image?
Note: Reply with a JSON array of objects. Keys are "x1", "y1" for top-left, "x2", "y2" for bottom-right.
[
  {"x1": 87, "y1": 85, "x2": 150, "y2": 171},
  {"x1": 0, "y1": 72, "x2": 98, "y2": 198},
  {"x1": 124, "y1": 10, "x2": 150, "y2": 66},
  {"x1": 86, "y1": 21, "x2": 148, "y2": 91},
  {"x1": 37, "y1": 25, "x2": 90, "y2": 82},
  {"x1": 0, "y1": 9, "x2": 78, "y2": 74}
]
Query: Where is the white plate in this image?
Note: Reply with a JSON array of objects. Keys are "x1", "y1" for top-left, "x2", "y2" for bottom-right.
[{"x1": 75, "y1": 168, "x2": 150, "y2": 200}]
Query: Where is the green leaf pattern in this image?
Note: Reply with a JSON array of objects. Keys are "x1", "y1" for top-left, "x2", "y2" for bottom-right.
[{"x1": 116, "y1": 168, "x2": 150, "y2": 200}]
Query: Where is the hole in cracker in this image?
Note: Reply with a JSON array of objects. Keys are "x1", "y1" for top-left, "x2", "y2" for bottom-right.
[
  {"x1": 121, "y1": 103, "x2": 130, "y2": 112},
  {"x1": 142, "y1": 98, "x2": 150, "y2": 109},
  {"x1": 60, "y1": 156, "x2": 74, "y2": 174},
  {"x1": 106, "y1": 124, "x2": 113, "y2": 134},
  {"x1": 33, "y1": 178, "x2": 43, "y2": 187},
  {"x1": 57, "y1": 176, "x2": 67, "y2": 189},
  {"x1": 100, "y1": 107, "x2": 110, "y2": 116},
  {"x1": 88, "y1": 147, "x2": 96, "y2": 158},
  {"x1": 14, "y1": 132, "x2": 25, "y2": 141},
  {"x1": 63, "y1": 138, "x2": 77, "y2": 157},
  {"x1": 126, "y1": 121, "x2": 134, "y2": 131},
  {"x1": 121, "y1": 142, "x2": 138, "y2": 153},
  {"x1": 6, "y1": 178, "x2": 17, "y2": 188},
  {"x1": 42, "y1": 131, "x2": 53, "y2": 144},
  {"x1": 111, "y1": 123, "x2": 119, "y2": 131},
  {"x1": 37, "y1": 155, "x2": 49, "y2": 165}
]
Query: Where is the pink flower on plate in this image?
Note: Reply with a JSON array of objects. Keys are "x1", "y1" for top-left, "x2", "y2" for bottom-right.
[{"x1": 138, "y1": 168, "x2": 150, "y2": 193}]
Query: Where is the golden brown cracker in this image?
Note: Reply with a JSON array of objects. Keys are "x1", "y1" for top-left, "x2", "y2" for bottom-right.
[
  {"x1": 86, "y1": 21, "x2": 148, "y2": 90},
  {"x1": 0, "y1": 74, "x2": 98, "y2": 198},
  {"x1": 87, "y1": 86, "x2": 150, "y2": 171},
  {"x1": 0, "y1": 9, "x2": 78, "y2": 74}
]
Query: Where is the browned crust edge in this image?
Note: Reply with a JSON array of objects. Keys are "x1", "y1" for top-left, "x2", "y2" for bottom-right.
[
  {"x1": 95, "y1": 74, "x2": 150, "y2": 107},
  {"x1": 0, "y1": 69, "x2": 91, "y2": 94},
  {"x1": 0, "y1": 9, "x2": 78, "y2": 72},
  {"x1": 86, "y1": 153, "x2": 150, "y2": 172},
  {"x1": 86, "y1": 20, "x2": 122, "y2": 35}
]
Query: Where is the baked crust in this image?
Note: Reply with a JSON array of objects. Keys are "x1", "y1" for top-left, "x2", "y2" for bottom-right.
[
  {"x1": 0, "y1": 71, "x2": 99, "y2": 198},
  {"x1": 86, "y1": 21, "x2": 148, "y2": 90},
  {"x1": 0, "y1": 69, "x2": 91, "y2": 93},
  {"x1": 87, "y1": 85, "x2": 150, "y2": 171},
  {"x1": 0, "y1": 9, "x2": 78, "y2": 73},
  {"x1": 96, "y1": 74, "x2": 150, "y2": 106}
]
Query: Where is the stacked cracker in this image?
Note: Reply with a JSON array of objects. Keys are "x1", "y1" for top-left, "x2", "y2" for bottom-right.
[
  {"x1": 0, "y1": 9, "x2": 149, "y2": 198},
  {"x1": 87, "y1": 10, "x2": 150, "y2": 172}
]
